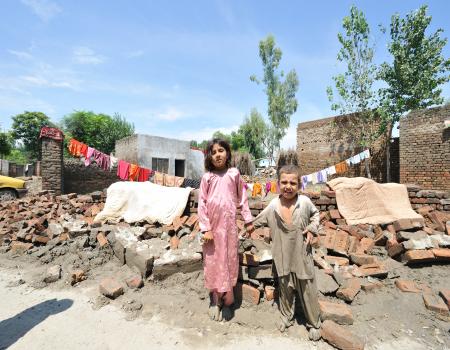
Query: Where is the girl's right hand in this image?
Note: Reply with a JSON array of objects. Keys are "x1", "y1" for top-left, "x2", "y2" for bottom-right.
[{"x1": 203, "y1": 231, "x2": 214, "y2": 243}]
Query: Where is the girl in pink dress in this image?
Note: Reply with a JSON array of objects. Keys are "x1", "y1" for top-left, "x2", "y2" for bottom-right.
[{"x1": 198, "y1": 138, "x2": 254, "y2": 321}]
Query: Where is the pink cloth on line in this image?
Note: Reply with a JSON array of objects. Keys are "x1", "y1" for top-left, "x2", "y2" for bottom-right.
[
  {"x1": 198, "y1": 167, "x2": 253, "y2": 293},
  {"x1": 93, "y1": 150, "x2": 110, "y2": 171},
  {"x1": 117, "y1": 160, "x2": 130, "y2": 180},
  {"x1": 84, "y1": 147, "x2": 95, "y2": 166}
]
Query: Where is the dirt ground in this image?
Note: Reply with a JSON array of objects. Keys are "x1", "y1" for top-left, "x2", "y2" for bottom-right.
[{"x1": 0, "y1": 249, "x2": 448, "y2": 350}]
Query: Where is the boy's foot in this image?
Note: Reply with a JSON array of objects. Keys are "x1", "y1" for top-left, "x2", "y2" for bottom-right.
[
  {"x1": 221, "y1": 305, "x2": 233, "y2": 321},
  {"x1": 308, "y1": 327, "x2": 321, "y2": 341},
  {"x1": 277, "y1": 318, "x2": 291, "y2": 333},
  {"x1": 208, "y1": 304, "x2": 222, "y2": 321}
]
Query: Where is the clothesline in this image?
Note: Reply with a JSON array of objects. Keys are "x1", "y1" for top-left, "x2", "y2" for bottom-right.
[
  {"x1": 301, "y1": 149, "x2": 371, "y2": 190},
  {"x1": 67, "y1": 138, "x2": 199, "y2": 188}
]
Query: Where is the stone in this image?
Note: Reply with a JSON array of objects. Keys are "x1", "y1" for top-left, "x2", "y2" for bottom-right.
[
  {"x1": 248, "y1": 265, "x2": 272, "y2": 279},
  {"x1": 402, "y1": 236, "x2": 435, "y2": 250},
  {"x1": 316, "y1": 268, "x2": 339, "y2": 294},
  {"x1": 99, "y1": 278, "x2": 124, "y2": 299},
  {"x1": 387, "y1": 242, "x2": 405, "y2": 258},
  {"x1": 235, "y1": 283, "x2": 260, "y2": 305},
  {"x1": 403, "y1": 250, "x2": 435, "y2": 264},
  {"x1": 319, "y1": 300, "x2": 353, "y2": 325},
  {"x1": 44, "y1": 265, "x2": 61, "y2": 283},
  {"x1": 395, "y1": 279, "x2": 421, "y2": 293},
  {"x1": 336, "y1": 278, "x2": 361, "y2": 303},
  {"x1": 430, "y1": 234, "x2": 450, "y2": 247},
  {"x1": 349, "y1": 253, "x2": 378, "y2": 266},
  {"x1": 360, "y1": 279, "x2": 384, "y2": 292},
  {"x1": 396, "y1": 230, "x2": 428, "y2": 242},
  {"x1": 71, "y1": 270, "x2": 86, "y2": 285},
  {"x1": 10, "y1": 241, "x2": 33, "y2": 254},
  {"x1": 438, "y1": 289, "x2": 450, "y2": 309},
  {"x1": 152, "y1": 249, "x2": 203, "y2": 279},
  {"x1": 125, "y1": 240, "x2": 164, "y2": 278},
  {"x1": 321, "y1": 320, "x2": 365, "y2": 350},
  {"x1": 422, "y1": 293, "x2": 449, "y2": 316},
  {"x1": 265, "y1": 286, "x2": 275, "y2": 301},
  {"x1": 126, "y1": 276, "x2": 144, "y2": 289},
  {"x1": 47, "y1": 223, "x2": 63, "y2": 237}
]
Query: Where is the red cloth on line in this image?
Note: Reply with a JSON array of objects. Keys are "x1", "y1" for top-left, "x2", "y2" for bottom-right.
[
  {"x1": 128, "y1": 164, "x2": 140, "y2": 181},
  {"x1": 138, "y1": 168, "x2": 151, "y2": 182},
  {"x1": 117, "y1": 160, "x2": 130, "y2": 180}
]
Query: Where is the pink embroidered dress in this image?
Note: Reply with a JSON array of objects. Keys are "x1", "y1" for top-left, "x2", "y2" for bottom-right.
[{"x1": 198, "y1": 167, "x2": 253, "y2": 292}]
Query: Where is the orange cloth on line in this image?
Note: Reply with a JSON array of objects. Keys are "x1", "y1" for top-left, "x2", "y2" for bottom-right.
[
  {"x1": 128, "y1": 164, "x2": 140, "y2": 181},
  {"x1": 153, "y1": 171, "x2": 164, "y2": 186},
  {"x1": 79, "y1": 143, "x2": 88, "y2": 158},
  {"x1": 335, "y1": 161, "x2": 349, "y2": 174},
  {"x1": 270, "y1": 181, "x2": 277, "y2": 193},
  {"x1": 252, "y1": 182, "x2": 262, "y2": 197},
  {"x1": 175, "y1": 176, "x2": 184, "y2": 187},
  {"x1": 68, "y1": 139, "x2": 82, "y2": 157},
  {"x1": 164, "y1": 174, "x2": 176, "y2": 187}
]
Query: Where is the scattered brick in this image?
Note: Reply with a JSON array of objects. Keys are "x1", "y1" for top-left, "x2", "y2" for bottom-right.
[
  {"x1": 431, "y1": 248, "x2": 450, "y2": 261},
  {"x1": 361, "y1": 279, "x2": 383, "y2": 292},
  {"x1": 99, "y1": 278, "x2": 124, "y2": 299},
  {"x1": 349, "y1": 253, "x2": 378, "y2": 266},
  {"x1": 264, "y1": 286, "x2": 275, "y2": 301},
  {"x1": 32, "y1": 235, "x2": 50, "y2": 245},
  {"x1": 422, "y1": 293, "x2": 449, "y2": 316},
  {"x1": 329, "y1": 209, "x2": 341, "y2": 220},
  {"x1": 126, "y1": 276, "x2": 144, "y2": 289},
  {"x1": 395, "y1": 279, "x2": 421, "y2": 293},
  {"x1": 357, "y1": 263, "x2": 388, "y2": 279},
  {"x1": 438, "y1": 289, "x2": 450, "y2": 309},
  {"x1": 10, "y1": 241, "x2": 33, "y2": 254},
  {"x1": 96, "y1": 232, "x2": 108, "y2": 247},
  {"x1": 324, "y1": 256, "x2": 349, "y2": 267},
  {"x1": 356, "y1": 237, "x2": 375, "y2": 254},
  {"x1": 393, "y1": 218, "x2": 424, "y2": 232},
  {"x1": 71, "y1": 269, "x2": 86, "y2": 285},
  {"x1": 333, "y1": 231, "x2": 349, "y2": 256},
  {"x1": 321, "y1": 320, "x2": 365, "y2": 350},
  {"x1": 170, "y1": 236, "x2": 180, "y2": 250},
  {"x1": 336, "y1": 278, "x2": 361, "y2": 302},
  {"x1": 319, "y1": 300, "x2": 353, "y2": 325},
  {"x1": 235, "y1": 283, "x2": 260, "y2": 305},
  {"x1": 403, "y1": 250, "x2": 435, "y2": 264}
]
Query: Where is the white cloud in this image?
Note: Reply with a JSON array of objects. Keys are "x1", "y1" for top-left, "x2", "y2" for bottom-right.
[
  {"x1": 7, "y1": 49, "x2": 33, "y2": 60},
  {"x1": 20, "y1": 75, "x2": 78, "y2": 89},
  {"x1": 73, "y1": 46, "x2": 105, "y2": 65},
  {"x1": 157, "y1": 107, "x2": 184, "y2": 121},
  {"x1": 21, "y1": 0, "x2": 62, "y2": 21}
]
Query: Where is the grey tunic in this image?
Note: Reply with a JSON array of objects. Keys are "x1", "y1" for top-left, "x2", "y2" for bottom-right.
[{"x1": 253, "y1": 195, "x2": 320, "y2": 279}]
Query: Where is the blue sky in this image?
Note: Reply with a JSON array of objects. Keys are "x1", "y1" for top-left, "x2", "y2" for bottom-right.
[{"x1": 1, "y1": 0, "x2": 449, "y2": 148}]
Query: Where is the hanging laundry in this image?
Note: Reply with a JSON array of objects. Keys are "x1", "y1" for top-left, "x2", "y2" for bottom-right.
[
  {"x1": 325, "y1": 166, "x2": 336, "y2": 176},
  {"x1": 363, "y1": 149, "x2": 370, "y2": 159},
  {"x1": 68, "y1": 139, "x2": 86, "y2": 157},
  {"x1": 270, "y1": 181, "x2": 277, "y2": 193},
  {"x1": 301, "y1": 175, "x2": 308, "y2": 190},
  {"x1": 92, "y1": 150, "x2": 110, "y2": 171},
  {"x1": 359, "y1": 151, "x2": 366, "y2": 161},
  {"x1": 311, "y1": 172, "x2": 319, "y2": 184},
  {"x1": 84, "y1": 147, "x2": 95, "y2": 166},
  {"x1": 79, "y1": 143, "x2": 88, "y2": 158},
  {"x1": 265, "y1": 182, "x2": 271, "y2": 194},
  {"x1": 306, "y1": 174, "x2": 313, "y2": 183},
  {"x1": 110, "y1": 155, "x2": 118, "y2": 170},
  {"x1": 317, "y1": 170, "x2": 326, "y2": 183},
  {"x1": 164, "y1": 174, "x2": 176, "y2": 187},
  {"x1": 175, "y1": 176, "x2": 185, "y2": 187},
  {"x1": 252, "y1": 182, "x2": 262, "y2": 197},
  {"x1": 68, "y1": 139, "x2": 78, "y2": 156},
  {"x1": 129, "y1": 164, "x2": 140, "y2": 181},
  {"x1": 350, "y1": 154, "x2": 361, "y2": 165},
  {"x1": 335, "y1": 161, "x2": 349, "y2": 174},
  {"x1": 137, "y1": 168, "x2": 151, "y2": 182},
  {"x1": 247, "y1": 183, "x2": 254, "y2": 192},
  {"x1": 153, "y1": 172, "x2": 164, "y2": 186},
  {"x1": 117, "y1": 160, "x2": 130, "y2": 180}
]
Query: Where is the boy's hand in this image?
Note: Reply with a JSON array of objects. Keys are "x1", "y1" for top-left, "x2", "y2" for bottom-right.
[
  {"x1": 303, "y1": 229, "x2": 313, "y2": 247},
  {"x1": 240, "y1": 223, "x2": 254, "y2": 239},
  {"x1": 203, "y1": 231, "x2": 214, "y2": 243}
]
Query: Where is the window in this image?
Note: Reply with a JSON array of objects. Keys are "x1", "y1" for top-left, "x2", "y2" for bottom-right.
[{"x1": 152, "y1": 158, "x2": 169, "y2": 173}]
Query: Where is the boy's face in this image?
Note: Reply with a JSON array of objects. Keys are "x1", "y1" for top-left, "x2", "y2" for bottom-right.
[{"x1": 278, "y1": 172, "x2": 299, "y2": 200}]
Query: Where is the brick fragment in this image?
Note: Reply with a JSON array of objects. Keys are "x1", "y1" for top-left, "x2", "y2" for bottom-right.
[
  {"x1": 357, "y1": 263, "x2": 388, "y2": 279},
  {"x1": 361, "y1": 279, "x2": 383, "y2": 292},
  {"x1": 32, "y1": 235, "x2": 50, "y2": 244},
  {"x1": 356, "y1": 238, "x2": 374, "y2": 254},
  {"x1": 99, "y1": 278, "x2": 124, "y2": 299},
  {"x1": 126, "y1": 276, "x2": 144, "y2": 289},
  {"x1": 239, "y1": 253, "x2": 259, "y2": 266},
  {"x1": 324, "y1": 256, "x2": 349, "y2": 267},
  {"x1": 329, "y1": 209, "x2": 341, "y2": 220},
  {"x1": 235, "y1": 283, "x2": 260, "y2": 305},
  {"x1": 395, "y1": 279, "x2": 421, "y2": 293},
  {"x1": 438, "y1": 289, "x2": 450, "y2": 309},
  {"x1": 336, "y1": 278, "x2": 361, "y2": 302},
  {"x1": 170, "y1": 236, "x2": 180, "y2": 250},
  {"x1": 265, "y1": 286, "x2": 275, "y2": 301},
  {"x1": 96, "y1": 232, "x2": 108, "y2": 247},
  {"x1": 184, "y1": 214, "x2": 198, "y2": 229},
  {"x1": 422, "y1": 293, "x2": 449, "y2": 316},
  {"x1": 248, "y1": 264, "x2": 272, "y2": 279},
  {"x1": 403, "y1": 250, "x2": 435, "y2": 264},
  {"x1": 321, "y1": 320, "x2": 365, "y2": 350},
  {"x1": 393, "y1": 218, "x2": 424, "y2": 231},
  {"x1": 319, "y1": 300, "x2": 353, "y2": 325},
  {"x1": 349, "y1": 253, "x2": 377, "y2": 266},
  {"x1": 324, "y1": 221, "x2": 337, "y2": 229},
  {"x1": 336, "y1": 219, "x2": 347, "y2": 225},
  {"x1": 333, "y1": 231, "x2": 349, "y2": 256},
  {"x1": 10, "y1": 241, "x2": 33, "y2": 254},
  {"x1": 71, "y1": 270, "x2": 86, "y2": 285},
  {"x1": 431, "y1": 248, "x2": 450, "y2": 260}
]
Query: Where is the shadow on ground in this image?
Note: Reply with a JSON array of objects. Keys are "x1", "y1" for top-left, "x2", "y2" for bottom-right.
[{"x1": 0, "y1": 298, "x2": 73, "y2": 349}]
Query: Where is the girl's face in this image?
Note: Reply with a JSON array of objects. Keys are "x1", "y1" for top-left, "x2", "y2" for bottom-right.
[{"x1": 211, "y1": 143, "x2": 227, "y2": 170}]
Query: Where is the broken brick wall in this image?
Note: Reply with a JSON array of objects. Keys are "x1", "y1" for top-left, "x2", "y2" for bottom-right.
[
  {"x1": 296, "y1": 113, "x2": 395, "y2": 183},
  {"x1": 400, "y1": 105, "x2": 450, "y2": 190},
  {"x1": 63, "y1": 159, "x2": 118, "y2": 194},
  {"x1": 41, "y1": 137, "x2": 63, "y2": 195}
]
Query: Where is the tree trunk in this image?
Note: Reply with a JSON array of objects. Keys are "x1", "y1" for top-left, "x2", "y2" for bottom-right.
[{"x1": 365, "y1": 157, "x2": 372, "y2": 179}]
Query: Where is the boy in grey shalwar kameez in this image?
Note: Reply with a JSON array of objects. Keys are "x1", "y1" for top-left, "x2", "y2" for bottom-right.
[{"x1": 252, "y1": 165, "x2": 321, "y2": 340}]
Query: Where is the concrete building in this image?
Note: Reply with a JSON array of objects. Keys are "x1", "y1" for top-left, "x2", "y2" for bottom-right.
[{"x1": 115, "y1": 134, "x2": 204, "y2": 179}]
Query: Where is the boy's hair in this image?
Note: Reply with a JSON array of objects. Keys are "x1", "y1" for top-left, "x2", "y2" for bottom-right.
[
  {"x1": 277, "y1": 164, "x2": 301, "y2": 183},
  {"x1": 204, "y1": 138, "x2": 232, "y2": 171}
]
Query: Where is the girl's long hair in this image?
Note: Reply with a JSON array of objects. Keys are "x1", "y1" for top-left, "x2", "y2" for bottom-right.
[{"x1": 204, "y1": 138, "x2": 232, "y2": 171}]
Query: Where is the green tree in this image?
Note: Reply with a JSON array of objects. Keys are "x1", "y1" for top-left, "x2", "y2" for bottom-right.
[
  {"x1": 0, "y1": 132, "x2": 12, "y2": 158},
  {"x1": 326, "y1": 5, "x2": 380, "y2": 178},
  {"x1": 62, "y1": 111, "x2": 134, "y2": 154},
  {"x1": 251, "y1": 34, "x2": 299, "y2": 154},
  {"x1": 11, "y1": 111, "x2": 53, "y2": 160},
  {"x1": 378, "y1": 5, "x2": 450, "y2": 180},
  {"x1": 237, "y1": 108, "x2": 267, "y2": 161},
  {"x1": 378, "y1": 5, "x2": 450, "y2": 128}
]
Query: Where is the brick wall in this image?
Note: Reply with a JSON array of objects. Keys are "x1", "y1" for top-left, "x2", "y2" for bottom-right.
[
  {"x1": 41, "y1": 137, "x2": 63, "y2": 195},
  {"x1": 296, "y1": 113, "x2": 390, "y2": 183},
  {"x1": 400, "y1": 105, "x2": 450, "y2": 190},
  {"x1": 63, "y1": 158, "x2": 119, "y2": 194}
]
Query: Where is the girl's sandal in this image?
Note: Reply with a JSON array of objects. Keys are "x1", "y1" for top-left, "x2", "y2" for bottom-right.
[{"x1": 208, "y1": 304, "x2": 222, "y2": 322}]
